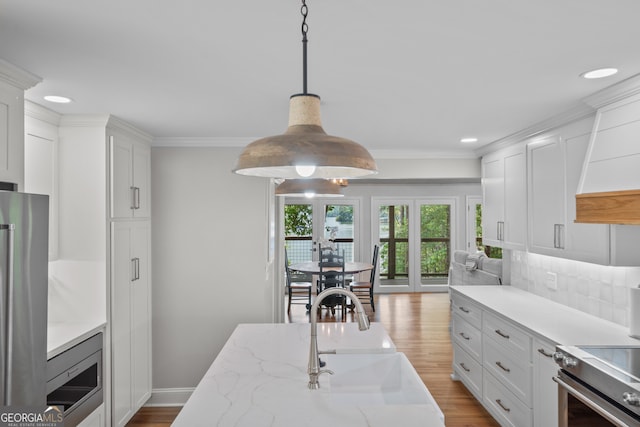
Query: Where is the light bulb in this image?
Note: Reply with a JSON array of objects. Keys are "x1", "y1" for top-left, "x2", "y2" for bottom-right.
[
  {"x1": 304, "y1": 191, "x2": 316, "y2": 198},
  {"x1": 295, "y1": 165, "x2": 316, "y2": 177}
]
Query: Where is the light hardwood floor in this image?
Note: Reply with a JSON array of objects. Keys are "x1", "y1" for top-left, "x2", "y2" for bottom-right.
[{"x1": 127, "y1": 292, "x2": 499, "y2": 427}]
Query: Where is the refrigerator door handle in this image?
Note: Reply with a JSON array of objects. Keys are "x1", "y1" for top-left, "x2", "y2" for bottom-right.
[{"x1": 1, "y1": 224, "x2": 16, "y2": 404}]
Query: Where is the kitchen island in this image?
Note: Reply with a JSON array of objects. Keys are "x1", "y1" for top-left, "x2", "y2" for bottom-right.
[{"x1": 172, "y1": 323, "x2": 445, "y2": 427}]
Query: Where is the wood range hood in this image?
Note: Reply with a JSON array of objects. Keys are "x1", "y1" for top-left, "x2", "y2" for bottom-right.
[
  {"x1": 576, "y1": 190, "x2": 640, "y2": 225},
  {"x1": 575, "y1": 78, "x2": 640, "y2": 225}
]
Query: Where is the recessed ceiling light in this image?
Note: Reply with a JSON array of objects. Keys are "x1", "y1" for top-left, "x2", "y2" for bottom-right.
[
  {"x1": 44, "y1": 95, "x2": 72, "y2": 103},
  {"x1": 581, "y1": 68, "x2": 618, "y2": 79},
  {"x1": 460, "y1": 137, "x2": 478, "y2": 143}
]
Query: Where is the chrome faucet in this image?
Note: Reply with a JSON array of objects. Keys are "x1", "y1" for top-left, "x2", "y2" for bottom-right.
[{"x1": 308, "y1": 287, "x2": 370, "y2": 389}]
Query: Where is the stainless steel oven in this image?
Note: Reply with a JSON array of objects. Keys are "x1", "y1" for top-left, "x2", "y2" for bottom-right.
[
  {"x1": 46, "y1": 332, "x2": 103, "y2": 427},
  {"x1": 553, "y1": 345, "x2": 640, "y2": 427}
]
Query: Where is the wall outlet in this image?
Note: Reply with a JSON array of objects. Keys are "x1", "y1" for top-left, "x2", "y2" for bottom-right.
[{"x1": 546, "y1": 272, "x2": 558, "y2": 291}]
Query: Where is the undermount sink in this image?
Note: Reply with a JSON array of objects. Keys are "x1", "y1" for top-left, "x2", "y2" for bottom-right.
[{"x1": 323, "y1": 352, "x2": 440, "y2": 408}]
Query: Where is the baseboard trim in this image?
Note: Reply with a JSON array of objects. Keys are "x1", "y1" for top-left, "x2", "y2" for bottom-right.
[{"x1": 145, "y1": 387, "x2": 194, "y2": 407}]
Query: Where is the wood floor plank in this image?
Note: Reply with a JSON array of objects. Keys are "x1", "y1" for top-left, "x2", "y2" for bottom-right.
[{"x1": 127, "y1": 292, "x2": 499, "y2": 427}]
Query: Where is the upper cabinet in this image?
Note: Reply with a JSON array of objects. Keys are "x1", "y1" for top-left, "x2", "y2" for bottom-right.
[
  {"x1": 481, "y1": 143, "x2": 527, "y2": 251},
  {"x1": 0, "y1": 59, "x2": 41, "y2": 189},
  {"x1": 110, "y1": 130, "x2": 151, "y2": 219},
  {"x1": 527, "y1": 118, "x2": 610, "y2": 264}
]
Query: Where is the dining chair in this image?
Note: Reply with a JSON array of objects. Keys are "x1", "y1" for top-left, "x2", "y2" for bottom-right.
[
  {"x1": 317, "y1": 249, "x2": 347, "y2": 318},
  {"x1": 350, "y1": 244, "x2": 379, "y2": 312},
  {"x1": 284, "y1": 247, "x2": 312, "y2": 314}
]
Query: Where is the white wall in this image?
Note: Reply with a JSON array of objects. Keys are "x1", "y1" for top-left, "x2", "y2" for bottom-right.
[{"x1": 150, "y1": 147, "x2": 275, "y2": 395}]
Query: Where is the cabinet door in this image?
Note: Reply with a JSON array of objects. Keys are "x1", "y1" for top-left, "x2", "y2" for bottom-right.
[
  {"x1": 132, "y1": 143, "x2": 151, "y2": 218},
  {"x1": 0, "y1": 82, "x2": 24, "y2": 188},
  {"x1": 533, "y1": 339, "x2": 558, "y2": 427},
  {"x1": 111, "y1": 221, "x2": 152, "y2": 427},
  {"x1": 111, "y1": 222, "x2": 134, "y2": 426},
  {"x1": 131, "y1": 222, "x2": 152, "y2": 409},
  {"x1": 482, "y1": 154, "x2": 504, "y2": 247},
  {"x1": 503, "y1": 148, "x2": 526, "y2": 250},
  {"x1": 528, "y1": 137, "x2": 565, "y2": 255},
  {"x1": 110, "y1": 135, "x2": 134, "y2": 219}
]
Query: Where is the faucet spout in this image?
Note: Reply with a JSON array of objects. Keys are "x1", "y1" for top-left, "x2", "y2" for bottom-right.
[{"x1": 308, "y1": 287, "x2": 370, "y2": 389}]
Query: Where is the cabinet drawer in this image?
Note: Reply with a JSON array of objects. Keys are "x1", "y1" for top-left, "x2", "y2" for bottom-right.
[
  {"x1": 453, "y1": 343, "x2": 482, "y2": 401},
  {"x1": 483, "y1": 311, "x2": 531, "y2": 361},
  {"x1": 483, "y1": 336, "x2": 532, "y2": 405},
  {"x1": 483, "y1": 370, "x2": 532, "y2": 427},
  {"x1": 451, "y1": 295, "x2": 482, "y2": 327},
  {"x1": 452, "y1": 313, "x2": 482, "y2": 361}
]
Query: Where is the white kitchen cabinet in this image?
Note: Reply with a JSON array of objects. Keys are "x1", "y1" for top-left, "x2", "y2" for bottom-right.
[
  {"x1": 481, "y1": 143, "x2": 527, "y2": 250},
  {"x1": 0, "y1": 60, "x2": 41, "y2": 189},
  {"x1": 57, "y1": 115, "x2": 153, "y2": 427},
  {"x1": 527, "y1": 117, "x2": 640, "y2": 265},
  {"x1": 533, "y1": 338, "x2": 558, "y2": 427},
  {"x1": 110, "y1": 132, "x2": 151, "y2": 219},
  {"x1": 111, "y1": 221, "x2": 152, "y2": 427}
]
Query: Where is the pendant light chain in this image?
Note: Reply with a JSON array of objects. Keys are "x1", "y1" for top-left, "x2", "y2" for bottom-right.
[{"x1": 301, "y1": 0, "x2": 309, "y2": 95}]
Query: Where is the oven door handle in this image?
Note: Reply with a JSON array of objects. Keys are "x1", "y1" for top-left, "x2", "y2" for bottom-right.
[{"x1": 553, "y1": 376, "x2": 633, "y2": 427}]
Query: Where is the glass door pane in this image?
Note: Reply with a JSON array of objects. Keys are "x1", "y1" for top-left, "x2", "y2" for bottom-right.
[
  {"x1": 378, "y1": 204, "x2": 410, "y2": 288},
  {"x1": 284, "y1": 203, "x2": 314, "y2": 264},
  {"x1": 323, "y1": 204, "x2": 355, "y2": 262},
  {"x1": 419, "y1": 203, "x2": 451, "y2": 285}
]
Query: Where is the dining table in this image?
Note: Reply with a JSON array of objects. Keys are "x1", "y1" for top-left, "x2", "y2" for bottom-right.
[{"x1": 288, "y1": 261, "x2": 373, "y2": 275}]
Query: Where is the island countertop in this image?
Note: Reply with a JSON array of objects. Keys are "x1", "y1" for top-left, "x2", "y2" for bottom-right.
[{"x1": 172, "y1": 323, "x2": 445, "y2": 427}]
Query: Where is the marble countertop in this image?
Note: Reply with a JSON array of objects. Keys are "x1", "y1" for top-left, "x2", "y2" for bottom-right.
[
  {"x1": 450, "y1": 285, "x2": 640, "y2": 346},
  {"x1": 172, "y1": 323, "x2": 445, "y2": 427},
  {"x1": 47, "y1": 320, "x2": 106, "y2": 359}
]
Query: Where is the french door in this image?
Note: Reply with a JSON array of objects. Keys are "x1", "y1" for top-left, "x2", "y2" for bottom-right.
[
  {"x1": 372, "y1": 198, "x2": 456, "y2": 293},
  {"x1": 284, "y1": 198, "x2": 361, "y2": 265}
]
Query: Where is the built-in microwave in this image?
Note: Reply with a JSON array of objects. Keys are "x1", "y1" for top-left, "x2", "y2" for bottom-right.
[{"x1": 46, "y1": 332, "x2": 103, "y2": 427}]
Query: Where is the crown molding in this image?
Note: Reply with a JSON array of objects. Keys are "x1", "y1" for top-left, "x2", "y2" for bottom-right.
[
  {"x1": 474, "y1": 101, "x2": 595, "y2": 157},
  {"x1": 0, "y1": 59, "x2": 42, "y2": 90},
  {"x1": 583, "y1": 73, "x2": 640, "y2": 109},
  {"x1": 59, "y1": 114, "x2": 152, "y2": 142},
  {"x1": 25, "y1": 100, "x2": 62, "y2": 126}
]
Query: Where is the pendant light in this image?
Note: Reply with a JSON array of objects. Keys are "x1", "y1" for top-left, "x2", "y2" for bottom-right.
[
  {"x1": 275, "y1": 179, "x2": 344, "y2": 198},
  {"x1": 233, "y1": 0, "x2": 377, "y2": 179}
]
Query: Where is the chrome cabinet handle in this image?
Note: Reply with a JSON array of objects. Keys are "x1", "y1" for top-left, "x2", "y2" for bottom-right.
[
  {"x1": 495, "y1": 329, "x2": 510, "y2": 339},
  {"x1": 134, "y1": 187, "x2": 140, "y2": 210},
  {"x1": 131, "y1": 186, "x2": 141, "y2": 210},
  {"x1": 554, "y1": 224, "x2": 565, "y2": 249},
  {"x1": 459, "y1": 332, "x2": 470, "y2": 340},
  {"x1": 131, "y1": 258, "x2": 140, "y2": 281},
  {"x1": 538, "y1": 348, "x2": 553, "y2": 358},
  {"x1": 496, "y1": 399, "x2": 511, "y2": 413},
  {"x1": 458, "y1": 306, "x2": 470, "y2": 313},
  {"x1": 459, "y1": 362, "x2": 470, "y2": 372},
  {"x1": 496, "y1": 361, "x2": 511, "y2": 372},
  {"x1": 497, "y1": 221, "x2": 505, "y2": 241}
]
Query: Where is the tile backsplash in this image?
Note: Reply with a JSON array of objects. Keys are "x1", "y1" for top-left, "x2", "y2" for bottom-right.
[{"x1": 509, "y1": 251, "x2": 640, "y2": 327}]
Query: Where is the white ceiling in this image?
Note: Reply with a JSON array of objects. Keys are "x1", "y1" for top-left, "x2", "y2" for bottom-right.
[{"x1": 1, "y1": 0, "x2": 639, "y2": 157}]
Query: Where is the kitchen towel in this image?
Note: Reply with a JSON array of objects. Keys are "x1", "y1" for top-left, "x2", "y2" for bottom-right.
[{"x1": 629, "y1": 286, "x2": 640, "y2": 338}]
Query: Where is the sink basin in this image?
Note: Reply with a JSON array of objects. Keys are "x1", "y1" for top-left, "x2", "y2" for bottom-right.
[{"x1": 323, "y1": 352, "x2": 440, "y2": 409}]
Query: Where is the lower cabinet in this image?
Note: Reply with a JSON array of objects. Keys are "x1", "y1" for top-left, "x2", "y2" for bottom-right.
[
  {"x1": 451, "y1": 293, "x2": 556, "y2": 427},
  {"x1": 111, "y1": 221, "x2": 152, "y2": 427}
]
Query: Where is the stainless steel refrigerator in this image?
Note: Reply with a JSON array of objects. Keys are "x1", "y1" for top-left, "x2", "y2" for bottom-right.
[{"x1": 0, "y1": 189, "x2": 49, "y2": 406}]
